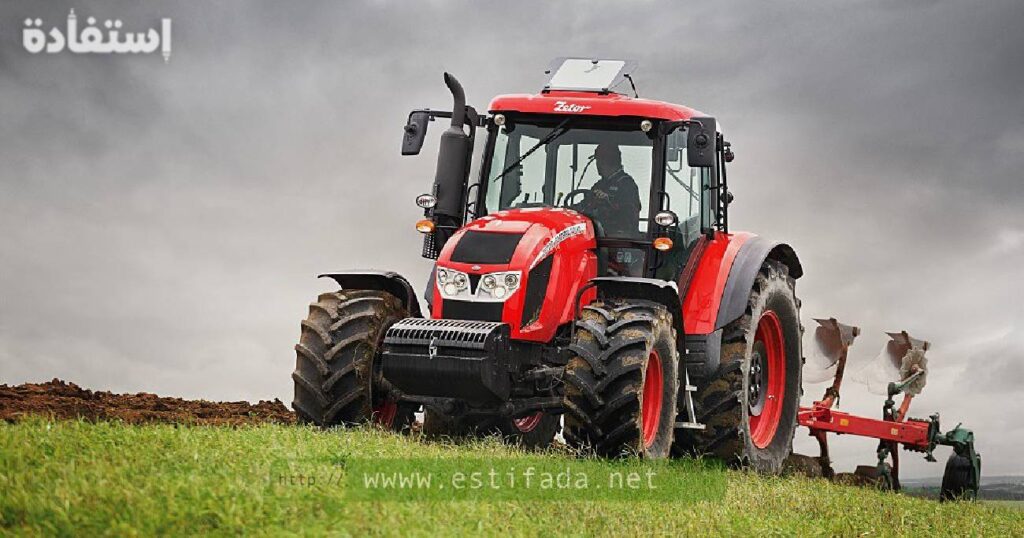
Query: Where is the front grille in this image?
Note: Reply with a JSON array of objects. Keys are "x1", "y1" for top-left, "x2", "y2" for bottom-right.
[
  {"x1": 450, "y1": 231, "x2": 523, "y2": 264},
  {"x1": 384, "y1": 318, "x2": 503, "y2": 349},
  {"x1": 520, "y1": 255, "x2": 553, "y2": 328},
  {"x1": 441, "y1": 299, "x2": 504, "y2": 322}
]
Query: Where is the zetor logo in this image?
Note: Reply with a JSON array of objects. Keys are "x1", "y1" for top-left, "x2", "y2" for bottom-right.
[{"x1": 554, "y1": 101, "x2": 591, "y2": 113}]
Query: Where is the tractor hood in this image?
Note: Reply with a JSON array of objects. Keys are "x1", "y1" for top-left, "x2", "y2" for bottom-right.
[
  {"x1": 432, "y1": 207, "x2": 598, "y2": 343},
  {"x1": 438, "y1": 207, "x2": 596, "y2": 273}
]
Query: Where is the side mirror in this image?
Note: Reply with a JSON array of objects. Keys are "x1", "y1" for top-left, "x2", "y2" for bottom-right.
[
  {"x1": 401, "y1": 111, "x2": 431, "y2": 155},
  {"x1": 687, "y1": 116, "x2": 717, "y2": 168}
]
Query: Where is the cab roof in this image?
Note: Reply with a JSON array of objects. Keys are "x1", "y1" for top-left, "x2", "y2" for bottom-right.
[{"x1": 488, "y1": 91, "x2": 705, "y2": 122}]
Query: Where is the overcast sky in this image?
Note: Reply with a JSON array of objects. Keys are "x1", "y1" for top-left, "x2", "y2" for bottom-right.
[{"x1": 1, "y1": 0, "x2": 1021, "y2": 478}]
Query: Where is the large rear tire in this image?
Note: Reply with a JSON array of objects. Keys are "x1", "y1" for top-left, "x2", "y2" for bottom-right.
[
  {"x1": 292, "y1": 289, "x2": 417, "y2": 430},
  {"x1": 675, "y1": 260, "x2": 802, "y2": 473},
  {"x1": 563, "y1": 300, "x2": 679, "y2": 458}
]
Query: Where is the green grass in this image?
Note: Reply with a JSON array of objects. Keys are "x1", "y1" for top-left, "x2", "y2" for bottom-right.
[{"x1": 2, "y1": 418, "x2": 1022, "y2": 537}]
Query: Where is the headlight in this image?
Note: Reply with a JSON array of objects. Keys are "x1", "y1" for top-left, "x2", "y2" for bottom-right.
[
  {"x1": 416, "y1": 193, "x2": 437, "y2": 209},
  {"x1": 654, "y1": 210, "x2": 678, "y2": 227},
  {"x1": 435, "y1": 268, "x2": 521, "y2": 302},
  {"x1": 476, "y1": 271, "x2": 522, "y2": 302},
  {"x1": 437, "y1": 268, "x2": 471, "y2": 299}
]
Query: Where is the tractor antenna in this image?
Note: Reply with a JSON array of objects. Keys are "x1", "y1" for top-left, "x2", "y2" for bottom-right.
[{"x1": 623, "y1": 73, "x2": 639, "y2": 98}]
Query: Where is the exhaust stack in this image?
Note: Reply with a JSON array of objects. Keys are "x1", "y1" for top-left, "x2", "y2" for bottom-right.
[{"x1": 431, "y1": 73, "x2": 471, "y2": 223}]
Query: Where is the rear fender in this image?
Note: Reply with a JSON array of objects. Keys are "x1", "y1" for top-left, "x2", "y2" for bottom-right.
[
  {"x1": 679, "y1": 233, "x2": 801, "y2": 377},
  {"x1": 715, "y1": 238, "x2": 802, "y2": 331},
  {"x1": 318, "y1": 271, "x2": 423, "y2": 318}
]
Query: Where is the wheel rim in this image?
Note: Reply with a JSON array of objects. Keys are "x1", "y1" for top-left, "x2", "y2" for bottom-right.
[
  {"x1": 641, "y1": 350, "x2": 664, "y2": 449},
  {"x1": 373, "y1": 399, "x2": 399, "y2": 427},
  {"x1": 513, "y1": 412, "x2": 543, "y2": 433},
  {"x1": 749, "y1": 310, "x2": 785, "y2": 449}
]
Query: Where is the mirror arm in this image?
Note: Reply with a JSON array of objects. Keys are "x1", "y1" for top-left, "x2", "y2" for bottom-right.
[
  {"x1": 407, "y1": 108, "x2": 488, "y2": 128},
  {"x1": 657, "y1": 120, "x2": 689, "y2": 136}
]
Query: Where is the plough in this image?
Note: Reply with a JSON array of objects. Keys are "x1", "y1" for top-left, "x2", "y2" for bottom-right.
[{"x1": 798, "y1": 318, "x2": 981, "y2": 500}]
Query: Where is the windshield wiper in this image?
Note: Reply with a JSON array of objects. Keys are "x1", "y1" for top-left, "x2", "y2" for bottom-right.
[
  {"x1": 666, "y1": 167, "x2": 700, "y2": 202},
  {"x1": 491, "y1": 117, "x2": 572, "y2": 183}
]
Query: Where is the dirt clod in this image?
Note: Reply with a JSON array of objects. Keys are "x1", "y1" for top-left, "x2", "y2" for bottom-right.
[{"x1": 0, "y1": 378, "x2": 295, "y2": 426}]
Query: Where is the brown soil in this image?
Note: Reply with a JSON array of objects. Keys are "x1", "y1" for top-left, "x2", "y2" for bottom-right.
[
  {"x1": 0, "y1": 379, "x2": 295, "y2": 426},
  {"x1": 783, "y1": 453, "x2": 830, "y2": 478}
]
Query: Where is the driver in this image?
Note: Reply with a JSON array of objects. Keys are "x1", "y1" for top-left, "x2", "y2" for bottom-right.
[{"x1": 588, "y1": 143, "x2": 641, "y2": 237}]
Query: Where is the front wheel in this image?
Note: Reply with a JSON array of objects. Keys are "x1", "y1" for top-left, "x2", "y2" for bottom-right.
[
  {"x1": 676, "y1": 260, "x2": 802, "y2": 473},
  {"x1": 291, "y1": 289, "x2": 417, "y2": 431},
  {"x1": 563, "y1": 300, "x2": 679, "y2": 458}
]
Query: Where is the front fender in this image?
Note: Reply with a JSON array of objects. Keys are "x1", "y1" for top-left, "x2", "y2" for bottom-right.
[
  {"x1": 589, "y1": 277, "x2": 683, "y2": 337},
  {"x1": 318, "y1": 270, "x2": 422, "y2": 318}
]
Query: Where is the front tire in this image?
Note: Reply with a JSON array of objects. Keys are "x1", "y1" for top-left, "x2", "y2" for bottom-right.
[
  {"x1": 676, "y1": 260, "x2": 802, "y2": 473},
  {"x1": 563, "y1": 301, "x2": 679, "y2": 458},
  {"x1": 292, "y1": 289, "x2": 417, "y2": 430}
]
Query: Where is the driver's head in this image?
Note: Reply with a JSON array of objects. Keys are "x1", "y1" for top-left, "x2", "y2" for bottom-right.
[{"x1": 594, "y1": 143, "x2": 622, "y2": 178}]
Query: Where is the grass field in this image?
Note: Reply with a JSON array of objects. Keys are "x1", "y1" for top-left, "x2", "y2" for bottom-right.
[{"x1": 2, "y1": 418, "x2": 1022, "y2": 536}]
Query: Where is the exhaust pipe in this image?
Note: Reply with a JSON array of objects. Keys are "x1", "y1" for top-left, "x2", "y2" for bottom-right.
[
  {"x1": 445, "y1": 73, "x2": 466, "y2": 130},
  {"x1": 432, "y1": 73, "x2": 471, "y2": 224}
]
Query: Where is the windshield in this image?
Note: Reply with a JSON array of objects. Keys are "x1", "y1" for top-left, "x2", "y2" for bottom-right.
[{"x1": 484, "y1": 120, "x2": 654, "y2": 239}]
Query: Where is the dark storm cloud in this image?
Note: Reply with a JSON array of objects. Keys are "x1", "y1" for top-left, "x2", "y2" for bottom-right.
[{"x1": 1, "y1": 0, "x2": 1021, "y2": 477}]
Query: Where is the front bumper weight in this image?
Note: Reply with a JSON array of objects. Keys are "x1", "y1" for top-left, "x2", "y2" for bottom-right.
[{"x1": 381, "y1": 318, "x2": 512, "y2": 405}]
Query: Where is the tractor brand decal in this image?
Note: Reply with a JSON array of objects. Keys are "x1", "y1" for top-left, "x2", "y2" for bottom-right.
[
  {"x1": 553, "y1": 101, "x2": 591, "y2": 113},
  {"x1": 428, "y1": 335, "x2": 438, "y2": 360},
  {"x1": 533, "y1": 223, "x2": 586, "y2": 266}
]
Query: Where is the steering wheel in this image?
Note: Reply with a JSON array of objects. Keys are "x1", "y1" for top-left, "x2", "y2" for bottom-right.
[{"x1": 561, "y1": 189, "x2": 592, "y2": 209}]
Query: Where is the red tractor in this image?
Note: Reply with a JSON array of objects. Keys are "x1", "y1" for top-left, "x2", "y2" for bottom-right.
[{"x1": 293, "y1": 58, "x2": 804, "y2": 472}]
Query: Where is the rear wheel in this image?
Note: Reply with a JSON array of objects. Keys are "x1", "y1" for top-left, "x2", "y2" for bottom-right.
[
  {"x1": 563, "y1": 301, "x2": 679, "y2": 458},
  {"x1": 675, "y1": 260, "x2": 802, "y2": 473},
  {"x1": 292, "y1": 289, "x2": 417, "y2": 430}
]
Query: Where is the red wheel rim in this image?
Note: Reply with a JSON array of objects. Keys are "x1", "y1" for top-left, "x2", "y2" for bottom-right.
[
  {"x1": 749, "y1": 310, "x2": 785, "y2": 449},
  {"x1": 641, "y1": 350, "x2": 664, "y2": 449},
  {"x1": 513, "y1": 412, "x2": 543, "y2": 433},
  {"x1": 373, "y1": 399, "x2": 398, "y2": 427}
]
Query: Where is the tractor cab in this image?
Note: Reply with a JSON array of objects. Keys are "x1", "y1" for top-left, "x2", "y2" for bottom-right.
[{"x1": 480, "y1": 104, "x2": 709, "y2": 279}]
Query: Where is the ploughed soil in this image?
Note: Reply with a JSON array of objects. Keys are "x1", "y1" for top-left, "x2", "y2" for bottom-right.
[{"x1": 0, "y1": 379, "x2": 295, "y2": 426}]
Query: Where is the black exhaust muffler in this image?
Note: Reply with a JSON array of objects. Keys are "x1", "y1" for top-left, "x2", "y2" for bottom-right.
[{"x1": 430, "y1": 73, "x2": 472, "y2": 244}]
